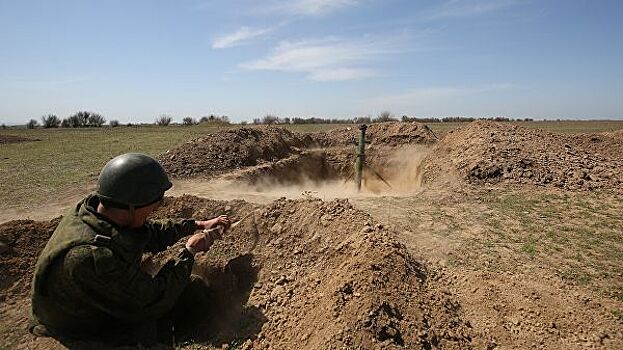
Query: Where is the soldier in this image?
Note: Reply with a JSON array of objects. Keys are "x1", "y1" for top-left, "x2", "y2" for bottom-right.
[{"x1": 29, "y1": 153, "x2": 230, "y2": 345}]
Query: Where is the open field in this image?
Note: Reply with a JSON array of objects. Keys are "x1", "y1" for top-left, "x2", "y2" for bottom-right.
[
  {"x1": 1, "y1": 120, "x2": 623, "y2": 349},
  {"x1": 2, "y1": 120, "x2": 623, "y2": 218},
  {"x1": 0, "y1": 123, "x2": 352, "y2": 219}
]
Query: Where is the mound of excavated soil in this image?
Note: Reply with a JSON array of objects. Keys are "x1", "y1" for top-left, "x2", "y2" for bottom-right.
[
  {"x1": 0, "y1": 196, "x2": 474, "y2": 349},
  {"x1": 159, "y1": 127, "x2": 312, "y2": 178},
  {"x1": 160, "y1": 122, "x2": 437, "y2": 181},
  {"x1": 421, "y1": 121, "x2": 623, "y2": 192},
  {"x1": 0, "y1": 218, "x2": 59, "y2": 302},
  {"x1": 308, "y1": 122, "x2": 438, "y2": 147},
  {"x1": 146, "y1": 195, "x2": 474, "y2": 349},
  {"x1": 0, "y1": 134, "x2": 40, "y2": 144}
]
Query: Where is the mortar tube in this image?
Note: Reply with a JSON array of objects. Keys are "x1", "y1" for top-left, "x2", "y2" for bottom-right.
[{"x1": 355, "y1": 124, "x2": 367, "y2": 191}]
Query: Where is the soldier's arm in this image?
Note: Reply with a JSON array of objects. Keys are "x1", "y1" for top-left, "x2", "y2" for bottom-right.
[
  {"x1": 65, "y1": 245, "x2": 194, "y2": 323},
  {"x1": 142, "y1": 219, "x2": 197, "y2": 253}
]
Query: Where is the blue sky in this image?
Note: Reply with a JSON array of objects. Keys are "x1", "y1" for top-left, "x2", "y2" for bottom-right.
[{"x1": 1, "y1": 0, "x2": 622, "y2": 124}]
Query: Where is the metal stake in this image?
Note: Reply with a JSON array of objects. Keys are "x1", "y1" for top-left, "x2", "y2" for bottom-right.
[{"x1": 355, "y1": 124, "x2": 367, "y2": 191}]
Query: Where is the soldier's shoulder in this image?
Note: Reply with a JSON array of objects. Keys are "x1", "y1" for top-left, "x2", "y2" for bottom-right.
[{"x1": 64, "y1": 244, "x2": 121, "y2": 274}]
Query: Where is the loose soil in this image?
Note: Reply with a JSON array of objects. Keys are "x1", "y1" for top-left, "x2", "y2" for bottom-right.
[
  {"x1": 2, "y1": 121, "x2": 623, "y2": 349},
  {"x1": 0, "y1": 134, "x2": 39, "y2": 144},
  {"x1": 0, "y1": 196, "x2": 475, "y2": 350},
  {"x1": 159, "y1": 122, "x2": 437, "y2": 184},
  {"x1": 421, "y1": 121, "x2": 623, "y2": 192}
]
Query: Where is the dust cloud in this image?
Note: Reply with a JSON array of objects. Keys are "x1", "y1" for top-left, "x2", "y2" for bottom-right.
[{"x1": 168, "y1": 145, "x2": 432, "y2": 203}]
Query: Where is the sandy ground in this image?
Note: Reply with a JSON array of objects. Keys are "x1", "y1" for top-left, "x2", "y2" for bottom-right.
[{"x1": 2, "y1": 122, "x2": 622, "y2": 349}]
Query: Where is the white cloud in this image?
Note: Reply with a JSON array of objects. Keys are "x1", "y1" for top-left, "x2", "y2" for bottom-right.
[
  {"x1": 240, "y1": 37, "x2": 400, "y2": 81},
  {"x1": 429, "y1": 0, "x2": 518, "y2": 19},
  {"x1": 212, "y1": 26, "x2": 274, "y2": 49},
  {"x1": 269, "y1": 0, "x2": 358, "y2": 16},
  {"x1": 308, "y1": 68, "x2": 376, "y2": 81}
]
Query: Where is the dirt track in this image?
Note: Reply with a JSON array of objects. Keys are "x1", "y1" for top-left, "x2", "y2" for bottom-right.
[{"x1": 1, "y1": 121, "x2": 623, "y2": 349}]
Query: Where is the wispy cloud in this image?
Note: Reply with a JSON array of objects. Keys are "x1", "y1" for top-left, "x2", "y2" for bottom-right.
[
  {"x1": 240, "y1": 37, "x2": 401, "y2": 81},
  {"x1": 270, "y1": 0, "x2": 358, "y2": 16},
  {"x1": 428, "y1": 0, "x2": 518, "y2": 19},
  {"x1": 212, "y1": 26, "x2": 275, "y2": 49}
]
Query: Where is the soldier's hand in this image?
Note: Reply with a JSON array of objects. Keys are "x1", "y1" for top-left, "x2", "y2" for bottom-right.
[
  {"x1": 185, "y1": 228, "x2": 222, "y2": 255},
  {"x1": 195, "y1": 215, "x2": 231, "y2": 232}
]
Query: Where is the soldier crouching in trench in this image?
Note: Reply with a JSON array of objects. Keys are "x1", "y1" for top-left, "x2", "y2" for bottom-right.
[{"x1": 29, "y1": 153, "x2": 231, "y2": 346}]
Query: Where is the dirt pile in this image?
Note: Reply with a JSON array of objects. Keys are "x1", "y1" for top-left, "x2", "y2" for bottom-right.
[
  {"x1": 146, "y1": 195, "x2": 475, "y2": 349},
  {"x1": 0, "y1": 218, "x2": 59, "y2": 302},
  {"x1": 0, "y1": 196, "x2": 475, "y2": 349},
  {"x1": 160, "y1": 123, "x2": 438, "y2": 184},
  {"x1": 309, "y1": 122, "x2": 438, "y2": 147},
  {"x1": 421, "y1": 121, "x2": 623, "y2": 192},
  {"x1": 159, "y1": 127, "x2": 311, "y2": 178},
  {"x1": 0, "y1": 134, "x2": 40, "y2": 144}
]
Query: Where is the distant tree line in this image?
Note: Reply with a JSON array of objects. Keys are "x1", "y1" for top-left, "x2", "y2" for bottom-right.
[
  {"x1": 21, "y1": 110, "x2": 535, "y2": 129},
  {"x1": 250, "y1": 111, "x2": 400, "y2": 125},
  {"x1": 400, "y1": 116, "x2": 534, "y2": 123},
  {"x1": 26, "y1": 111, "x2": 107, "y2": 129}
]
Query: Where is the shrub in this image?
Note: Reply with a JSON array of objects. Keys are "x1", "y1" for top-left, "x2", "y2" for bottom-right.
[
  {"x1": 354, "y1": 116, "x2": 371, "y2": 124},
  {"x1": 373, "y1": 111, "x2": 397, "y2": 123},
  {"x1": 60, "y1": 118, "x2": 71, "y2": 128},
  {"x1": 109, "y1": 120, "x2": 120, "y2": 127},
  {"x1": 68, "y1": 111, "x2": 89, "y2": 127},
  {"x1": 87, "y1": 113, "x2": 106, "y2": 127},
  {"x1": 261, "y1": 114, "x2": 279, "y2": 125},
  {"x1": 65, "y1": 111, "x2": 105, "y2": 127},
  {"x1": 26, "y1": 119, "x2": 39, "y2": 129},
  {"x1": 156, "y1": 115, "x2": 172, "y2": 126},
  {"x1": 199, "y1": 114, "x2": 229, "y2": 124},
  {"x1": 182, "y1": 117, "x2": 197, "y2": 126},
  {"x1": 41, "y1": 114, "x2": 61, "y2": 128}
]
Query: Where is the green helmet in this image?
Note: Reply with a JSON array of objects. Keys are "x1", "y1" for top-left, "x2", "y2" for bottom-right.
[{"x1": 97, "y1": 153, "x2": 172, "y2": 208}]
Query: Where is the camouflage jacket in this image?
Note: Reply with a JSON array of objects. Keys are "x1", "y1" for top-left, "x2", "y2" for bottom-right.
[{"x1": 30, "y1": 194, "x2": 197, "y2": 343}]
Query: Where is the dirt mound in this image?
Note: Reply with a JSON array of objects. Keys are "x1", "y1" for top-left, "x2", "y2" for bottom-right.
[
  {"x1": 0, "y1": 218, "x2": 59, "y2": 302},
  {"x1": 0, "y1": 134, "x2": 40, "y2": 144},
  {"x1": 309, "y1": 122, "x2": 438, "y2": 147},
  {"x1": 159, "y1": 127, "x2": 311, "y2": 178},
  {"x1": 421, "y1": 121, "x2": 623, "y2": 192},
  {"x1": 0, "y1": 196, "x2": 474, "y2": 349},
  {"x1": 148, "y1": 196, "x2": 474, "y2": 349},
  {"x1": 160, "y1": 123, "x2": 438, "y2": 183}
]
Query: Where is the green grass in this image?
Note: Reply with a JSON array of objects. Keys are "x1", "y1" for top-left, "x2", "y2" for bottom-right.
[
  {"x1": 613, "y1": 310, "x2": 623, "y2": 322},
  {"x1": 521, "y1": 237, "x2": 537, "y2": 256},
  {"x1": 0, "y1": 124, "x2": 225, "y2": 209},
  {"x1": 0, "y1": 123, "x2": 353, "y2": 211}
]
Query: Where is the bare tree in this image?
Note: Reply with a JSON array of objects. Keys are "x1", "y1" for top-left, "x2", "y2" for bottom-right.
[
  {"x1": 373, "y1": 111, "x2": 396, "y2": 123},
  {"x1": 66, "y1": 111, "x2": 105, "y2": 127},
  {"x1": 26, "y1": 119, "x2": 39, "y2": 129},
  {"x1": 261, "y1": 114, "x2": 279, "y2": 125},
  {"x1": 156, "y1": 114, "x2": 172, "y2": 126},
  {"x1": 87, "y1": 113, "x2": 106, "y2": 127},
  {"x1": 41, "y1": 114, "x2": 61, "y2": 128},
  {"x1": 182, "y1": 117, "x2": 197, "y2": 126}
]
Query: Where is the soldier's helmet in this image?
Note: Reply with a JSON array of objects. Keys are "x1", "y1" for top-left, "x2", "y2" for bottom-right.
[{"x1": 97, "y1": 153, "x2": 172, "y2": 208}]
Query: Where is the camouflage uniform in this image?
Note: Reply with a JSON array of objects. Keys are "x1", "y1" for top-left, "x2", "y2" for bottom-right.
[{"x1": 30, "y1": 194, "x2": 200, "y2": 345}]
